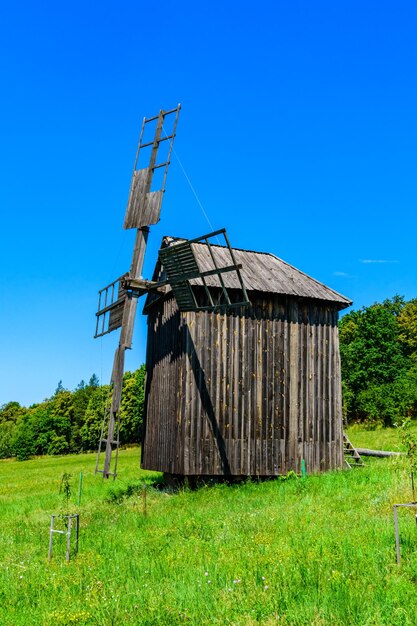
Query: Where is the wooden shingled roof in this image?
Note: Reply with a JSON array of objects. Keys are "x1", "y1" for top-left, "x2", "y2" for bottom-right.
[{"x1": 153, "y1": 236, "x2": 352, "y2": 309}]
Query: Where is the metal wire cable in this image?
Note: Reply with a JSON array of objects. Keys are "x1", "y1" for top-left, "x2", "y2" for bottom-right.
[{"x1": 161, "y1": 124, "x2": 219, "y2": 239}]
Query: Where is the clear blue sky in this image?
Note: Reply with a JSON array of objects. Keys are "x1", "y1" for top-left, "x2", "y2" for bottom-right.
[{"x1": 1, "y1": 1, "x2": 416, "y2": 407}]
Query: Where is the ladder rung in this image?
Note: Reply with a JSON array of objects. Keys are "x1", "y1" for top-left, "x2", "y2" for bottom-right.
[
  {"x1": 140, "y1": 134, "x2": 174, "y2": 149},
  {"x1": 95, "y1": 469, "x2": 117, "y2": 477},
  {"x1": 145, "y1": 107, "x2": 180, "y2": 123},
  {"x1": 343, "y1": 432, "x2": 364, "y2": 468}
]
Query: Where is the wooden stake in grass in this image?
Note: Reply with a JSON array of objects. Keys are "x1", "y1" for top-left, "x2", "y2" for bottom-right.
[
  {"x1": 143, "y1": 482, "x2": 147, "y2": 518},
  {"x1": 77, "y1": 471, "x2": 83, "y2": 507}
]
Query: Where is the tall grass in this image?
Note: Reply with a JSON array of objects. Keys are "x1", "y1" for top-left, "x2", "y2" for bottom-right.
[
  {"x1": 346, "y1": 422, "x2": 412, "y2": 452},
  {"x1": 1, "y1": 429, "x2": 417, "y2": 625}
]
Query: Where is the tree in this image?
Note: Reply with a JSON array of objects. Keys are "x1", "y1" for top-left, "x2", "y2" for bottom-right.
[
  {"x1": 88, "y1": 374, "x2": 100, "y2": 388},
  {"x1": 0, "y1": 402, "x2": 25, "y2": 458},
  {"x1": 79, "y1": 385, "x2": 110, "y2": 451},
  {"x1": 71, "y1": 379, "x2": 99, "y2": 452},
  {"x1": 0, "y1": 401, "x2": 24, "y2": 424},
  {"x1": 10, "y1": 413, "x2": 36, "y2": 460},
  {"x1": 54, "y1": 380, "x2": 65, "y2": 395},
  {"x1": 120, "y1": 365, "x2": 146, "y2": 444},
  {"x1": 1, "y1": 366, "x2": 146, "y2": 459},
  {"x1": 398, "y1": 298, "x2": 417, "y2": 361},
  {"x1": 339, "y1": 297, "x2": 410, "y2": 425}
]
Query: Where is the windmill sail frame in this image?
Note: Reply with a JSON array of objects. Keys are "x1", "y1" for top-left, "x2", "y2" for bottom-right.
[{"x1": 94, "y1": 107, "x2": 250, "y2": 480}]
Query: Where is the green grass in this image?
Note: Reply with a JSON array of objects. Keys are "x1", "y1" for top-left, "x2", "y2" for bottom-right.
[
  {"x1": 1, "y1": 430, "x2": 417, "y2": 625},
  {"x1": 346, "y1": 421, "x2": 417, "y2": 452}
]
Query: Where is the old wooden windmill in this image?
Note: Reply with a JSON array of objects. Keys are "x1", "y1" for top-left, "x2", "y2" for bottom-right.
[{"x1": 94, "y1": 105, "x2": 250, "y2": 478}]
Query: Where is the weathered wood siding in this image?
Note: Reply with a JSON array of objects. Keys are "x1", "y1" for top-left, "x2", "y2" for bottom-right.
[{"x1": 141, "y1": 292, "x2": 344, "y2": 476}]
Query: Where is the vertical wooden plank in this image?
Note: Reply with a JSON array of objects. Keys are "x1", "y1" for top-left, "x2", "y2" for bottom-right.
[
  {"x1": 221, "y1": 313, "x2": 228, "y2": 473},
  {"x1": 228, "y1": 314, "x2": 235, "y2": 472},
  {"x1": 334, "y1": 314, "x2": 344, "y2": 468},
  {"x1": 327, "y1": 309, "x2": 333, "y2": 469},
  {"x1": 288, "y1": 300, "x2": 299, "y2": 472},
  {"x1": 201, "y1": 310, "x2": 210, "y2": 474},
  {"x1": 282, "y1": 315, "x2": 288, "y2": 474},
  {"x1": 256, "y1": 319, "x2": 263, "y2": 475},
  {"x1": 183, "y1": 312, "x2": 191, "y2": 474},
  {"x1": 189, "y1": 316, "x2": 197, "y2": 475},
  {"x1": 297, "y1": 311, "x2": 305, "y2": 467},
  {"x1": 247, "y1": 316, "x2": 255, "y2": 475},
  {"x1": 238, "y1": 315, "x2": 246, "y2": 474},
  {"x1": 231, "y1": 314, "x2": 240, "y2": 473},
  {"x1": 212, "y1": 312, "x2": 220, "y2": 473},
  {"x1": 315, "y1": 309, "x2": 322, "y2": 472},
  {"x1": 322, "y1": 311, "x2": 329, "y2": 470},
  {"x1": 307, "y1": 312, "x2": 315, "y2": 446}
]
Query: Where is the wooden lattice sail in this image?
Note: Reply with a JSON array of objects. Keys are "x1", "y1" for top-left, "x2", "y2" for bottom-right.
[{"x1": 94, "y1": 105, "x2": 181, "y2": 478}]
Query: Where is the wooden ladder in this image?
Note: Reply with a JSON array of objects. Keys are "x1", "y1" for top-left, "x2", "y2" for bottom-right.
[{"x1": 343, "y1": 432, "x2": 364, "y2": 468}]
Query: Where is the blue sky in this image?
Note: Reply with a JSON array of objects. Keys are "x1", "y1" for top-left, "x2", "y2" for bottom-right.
[{"x1": 1, "y1": 0, "x2": 416, "y2": 406}]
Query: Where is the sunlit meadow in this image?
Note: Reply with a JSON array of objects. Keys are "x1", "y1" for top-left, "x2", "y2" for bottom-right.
[{"x1": 1, "y1": 426, "x2": 417, "y2": 625}]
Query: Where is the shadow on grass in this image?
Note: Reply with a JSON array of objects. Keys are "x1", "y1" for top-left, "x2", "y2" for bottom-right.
[{"x1": 105, "y1": 470, "x2": 302, "y2": 502}]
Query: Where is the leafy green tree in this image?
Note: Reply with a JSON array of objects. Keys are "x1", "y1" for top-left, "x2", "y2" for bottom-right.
[
  {"x1": 10, "y1": 413, "x2": 36, "y2": 460},
  {"x1": 70, "y1": 379, "x2": 99, "y2": 452},
  {"x1": 2, "y1": 367, "x2": 145, "y2": 459},
  {"x1": 340, "y1": 299, "x2": 406, "y2": 390},
  {"x1": 398, "y1": 298, "x2": 417, "y2": 361},
  {"x1": 54, "y1": 380, "x2": 65, "y2": 395},
  {"x1": 47, "y1": 435, "x2": 70, "y2": 456},
  {"x1": 120, "y1": 365, "x2": 146, "y2": 444},
  {"x1": 0, "y1": 402, "x2": 25, "y2": 458},
  {"x1": 88, "y1": 374, "x2": 100, "y2": 388},
  {"x1": 79, "y1": 385, "x2": 110, "y2": 451},
  {"x1": 0, "y1": 401, "x2": 24, "y2": 424},
  {"x1": 399, "y1": 418, "x2": 417, "y2": 500},
  {"x1": 10, "y1": 395, "x2": 73, "y2": 459},
  {"x1": 339, "y1": 296, "x2": 410, "y2": 425},
  {"x1": 0, "y1": 423, "x2": 14, "y2": 459}
]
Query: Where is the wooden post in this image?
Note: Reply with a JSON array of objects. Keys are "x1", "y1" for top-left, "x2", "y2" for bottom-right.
[
  {"x1": 94, "y1": 107, "x2": 181, "y2": 479},
  {"x1": 48, "y1": 515, "x2": 55, "y2": 561},
  {"x1": 77, "y1": 471, "x2": 83, "y2": 506},
  {"x1": 65, "y1": 516, "x2": 72, "y2": 562},
  {"x1": 393, "y1": 502, "x2": 417, "y2": 565},
  {"x1": 102, "y1": 227, "x2": 150, "y2": 479},
  {"x1": 143, "y1": 482, "x2": 147, "y2": 517},
  {"x1": 288, "y1": 302, "x2": 299, "y2": 472},
  {"x1": 75, "y1": 515, "x2": 80, "y2": 555}
]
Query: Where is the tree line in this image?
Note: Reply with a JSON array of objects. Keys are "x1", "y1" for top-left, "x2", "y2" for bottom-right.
[
  {"x1": 1, "y1": 295, "x2": 416, "y2": 460},
  {"x1": 0, "y1": 366, "x2": 145, "y2": 460},
  {"x1": 339, "y1": 296, "x2": 417, "y2": 425}
]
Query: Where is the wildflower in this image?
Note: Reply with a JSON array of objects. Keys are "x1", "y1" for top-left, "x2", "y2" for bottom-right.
[
  {"x1": 205, "y1": 572, "x2": 209, "y2": 576},
  {"x1": 264, "y1": 585, "x2": 268, "y2": 590},
  {"x1": 207, "y1": 580, "x2": 211, "y2": 584}
]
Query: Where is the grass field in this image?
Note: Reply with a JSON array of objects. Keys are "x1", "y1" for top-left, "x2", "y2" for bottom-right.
[{"x1": 1, "y1": 427, "x2": 417, "y2": 625}]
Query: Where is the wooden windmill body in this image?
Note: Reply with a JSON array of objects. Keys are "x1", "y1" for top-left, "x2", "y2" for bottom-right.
[
  {"x1": 95, "y1": 106, "x2": 351, "y2": 480},
  {"x1": 141, "y1": 240, "x2": 351, "y2": 478}
]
